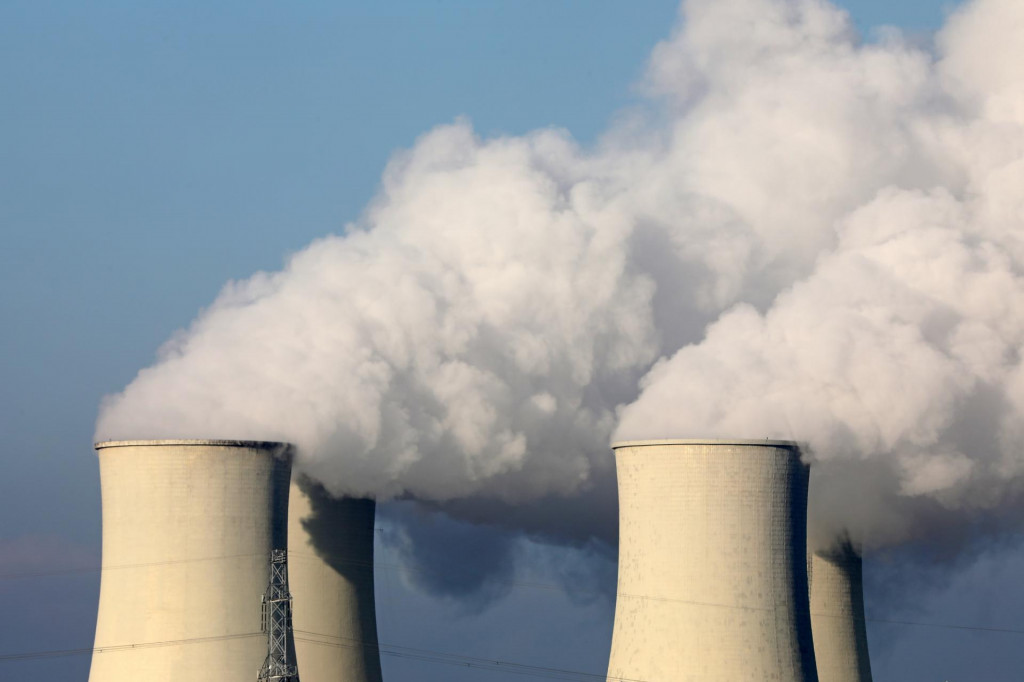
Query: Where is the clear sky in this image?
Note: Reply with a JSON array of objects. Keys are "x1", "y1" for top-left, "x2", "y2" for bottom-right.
[{"x1": 5, "y1": 1, "x2": 1023, "y2": 680}]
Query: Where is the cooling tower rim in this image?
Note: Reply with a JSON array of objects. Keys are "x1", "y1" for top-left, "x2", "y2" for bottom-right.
[
  {"x1": 95, "y1": 439, "x2": 294, "y2": 452},
  {"x1": 612, "y1": 438, "x2": 800, "y2": 449}
]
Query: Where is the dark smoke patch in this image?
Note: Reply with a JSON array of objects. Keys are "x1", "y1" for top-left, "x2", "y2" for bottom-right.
[
  {"x1": 373, "y1": 472, "x2": 620, "y2": 612},
  {"x1": 376, "y1": 501, "x2": 519, "y2": 614},
  {"x1": 426, "y1": 465, "x2": 619, "y2": 548},
  {"x1": 296, "y1": 476, "x2": 377, "y2": 584}
]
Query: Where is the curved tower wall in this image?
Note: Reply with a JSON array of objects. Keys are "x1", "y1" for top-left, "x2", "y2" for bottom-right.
[
  {"x1": 88, "y1": 440, "x2": 294, "y2": 682},
  {"x1": 288, "y1": 477, "x2": 382, "y2": 682},
  {"x1": 809, "y1": 547, "x2": 873, "y2": 682},
  {"x1": 606, "y1": 439, "x2": 818, "y2": 682}
]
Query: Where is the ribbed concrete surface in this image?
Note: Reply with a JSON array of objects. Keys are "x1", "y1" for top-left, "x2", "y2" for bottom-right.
[
  {"x1": 809, "y1": 547, "x2": 873, "y2": 682},
  {"x1": 606, "y1": 440, "x2": 818, "y2": 682},
  {"x1": 88, "y1": 440, "x2": 293, "y2": 682},
  {"x1": 288, "y1": 478, "x2": 382, "y2": 682}
]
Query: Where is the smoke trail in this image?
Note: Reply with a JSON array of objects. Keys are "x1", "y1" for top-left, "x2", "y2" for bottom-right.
[{"x1": 98, "y1": 0, "x2": 1024, "y2": 561}]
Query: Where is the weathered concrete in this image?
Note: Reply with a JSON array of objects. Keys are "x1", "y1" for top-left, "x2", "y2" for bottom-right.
[
  {"x1": 607, "y1": 439, "x2": 818, "y2": 682},
  {"x1": 89, "y1": 440, "x2": 293, "y2": 682},
  {"x1": 809, "y1": 545, "x2": 873, "y2": 682},
  {"x1": 288, "y1": 477, "x2": 382, "y2": 682}
]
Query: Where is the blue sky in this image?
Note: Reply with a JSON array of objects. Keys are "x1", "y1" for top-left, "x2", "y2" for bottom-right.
[{"x1": 6, "y1": 1, "x2": 1023, "y2": 680}]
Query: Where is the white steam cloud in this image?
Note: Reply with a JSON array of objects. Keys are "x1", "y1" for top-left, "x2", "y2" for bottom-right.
[{"x1": 98, "y1": 0, "x2": 1024, "y2": 551}]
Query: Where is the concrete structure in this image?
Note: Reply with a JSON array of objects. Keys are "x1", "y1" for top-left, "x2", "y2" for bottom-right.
[
  {"x1": 288, "y1": 477, "x2": 382, "y2": 682},
  {"x1": 809, "y1": 545, "x2": 873, "y2": 682},
  {"x1": 89, "y1": 440, "x2": 294, "y2": 682},
  {"x1": 606, "y1": 439, "x2": 818, "y2": 682}
]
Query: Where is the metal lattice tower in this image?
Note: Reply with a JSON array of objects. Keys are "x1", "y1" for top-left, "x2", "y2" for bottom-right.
[{"x1": 258, "y1": 549, "x2": 299, "y2": 682}]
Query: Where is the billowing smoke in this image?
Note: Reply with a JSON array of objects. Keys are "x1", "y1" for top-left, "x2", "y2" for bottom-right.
[
  {"x1": 98, "y1": 122, "x2": 658, "y2": 503},
  {"x1": 98, "y1": 0, "x2": 1024, "y2": 561},
  {"x1": 616, "y1": 0, "x2": 1024, "y2": 552}
]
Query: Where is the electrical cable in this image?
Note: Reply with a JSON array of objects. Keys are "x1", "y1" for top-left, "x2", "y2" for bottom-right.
[
  {"x1": 3, "y1": 602, "x2": 1024, "y2": 682},
  {"x1": 293, "y1": 630, "x2": 630, "y2": 682},
  {"x1": 4, "y1": 548, "x2": 1024, "y2": 655},
  {"x1": 0, "y1": 632, "x2": 262, "y2": 663}
]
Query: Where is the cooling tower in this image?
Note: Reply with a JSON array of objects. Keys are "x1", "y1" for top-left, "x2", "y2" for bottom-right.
[
  {"x1": 88, "y1": 440, "x2": 295, "y2": 682},
  {"x1": 288, "y1": 477, "x2": 383, "y2": 682},
  {"x1": 809, "y1": 544, "x2": 873, "y2": 682},
  {"x1": 606, "y1": 439, "x2": 818, "y2": 682}
]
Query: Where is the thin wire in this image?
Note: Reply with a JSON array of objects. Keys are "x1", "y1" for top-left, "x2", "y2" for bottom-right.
[
  {"x1": 0, "y1": 629, "x2": 629, "y2": 681},
  {"x1": 0, "y1": 632, "x2": 261, "y2": 662},
  {"x1": 866, "y1": 617, "x2": 1024, "y2": 636},
  {"x1": 294, "y1": 631, "x2": 626, "y2": 682},
  {"x1": 5, "y1": 549, "x2": 1024, "y2": 639},
  {"x1": 0, "y1": 552, "x2": 266, "y2": 581},
  {"x1": 3, "y1": 610, "x2": 1024, "y2": 682}
]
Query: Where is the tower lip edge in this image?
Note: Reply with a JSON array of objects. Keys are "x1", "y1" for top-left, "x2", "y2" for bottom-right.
[
  {"x1": 612, "y1": 438, "x2": 800, "y2": 449},
  {"x1": 94, "y1": 439, "x2": 294, "y2": 451}
]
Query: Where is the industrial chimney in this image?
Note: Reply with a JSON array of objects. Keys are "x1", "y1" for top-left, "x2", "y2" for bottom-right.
[
  {"x1": 809, "y1": 544, "x2": 873, "y2": 682},
  {"x1": 288, "y1": 477, "x2": 383, "y2": 682},
  {"x1": 606, "y1": 439, "x2": 818, "y2": 682},
  {"x1": 88, "y1": 440, "x2": 295, "y2": 682}
]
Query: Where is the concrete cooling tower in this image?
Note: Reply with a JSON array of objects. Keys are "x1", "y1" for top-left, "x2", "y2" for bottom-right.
[
  {"x1": 88, "y1": 440, "x2": 294, "y2": 682},
  {"x1": 809, "y1": 545, "x2": 873, "y2": 682},
  {"x1": 288, "y1": 477, "x2": 383, "y2": 682},
  {"x1": 606, "y1": 439, "x2": 818, "y2": 682}
]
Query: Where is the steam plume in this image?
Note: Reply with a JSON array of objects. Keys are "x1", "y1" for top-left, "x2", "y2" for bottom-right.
[{"x1": 98, "y1": 0, "x2": 1024, "y2": 555}]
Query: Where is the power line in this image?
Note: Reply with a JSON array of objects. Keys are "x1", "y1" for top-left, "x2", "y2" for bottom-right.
[
  {"x1": 5, "y1": 549, "x2": 1024, "y2": 641},
  {"x1": 7, "y1": 611, "x2": 1023, "y2": 682},
  {"x1": 0, "y1": 629, "x2": 634, "y2": 682},
  {"x1": 3, "y1": 610, "x2": 1024, "y2": 682},
  {"x1": 0, "y1": 551, "x2": 266, "y2": 581},
  {"x1": 866, "y1": 617, "x2": 1024, "y2": 636},
  {"x1": 0, "y1": 548, "x2": 569, "y2": 599},
  {"x1": 294, "y1": 630, "x2": 633, "y2": 682},
  {"x1": 0, "y1": 632, "x2": 261, "y2": 663}
]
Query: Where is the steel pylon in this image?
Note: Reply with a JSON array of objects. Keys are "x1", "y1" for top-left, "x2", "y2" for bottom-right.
[{"x1": 258, "y1": 549, "x2": 299, "y2": 682}]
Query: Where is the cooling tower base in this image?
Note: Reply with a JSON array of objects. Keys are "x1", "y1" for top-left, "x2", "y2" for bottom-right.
[
  {"x1": 88, "y1": 440, "x2": 294, "y2": 682},
  {"x1": 606, "y1": 439, "x2": 817, "y2": 682},
  {"x1": 288, "y1": 477, "x2": 383, "y2": 682}
]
